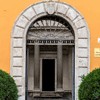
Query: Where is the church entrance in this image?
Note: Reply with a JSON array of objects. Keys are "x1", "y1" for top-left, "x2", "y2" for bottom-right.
[{"x1": 42, "y1": 59, "x2": 55, "y2": 91}]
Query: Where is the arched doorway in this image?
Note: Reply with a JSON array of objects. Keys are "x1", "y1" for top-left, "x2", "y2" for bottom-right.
[
  {"x1": 11, "y1": 1, "x2": 90, "y2": 100},
  {"x1": 26, "y1": 15, "x2": 75, "y2": 99}
]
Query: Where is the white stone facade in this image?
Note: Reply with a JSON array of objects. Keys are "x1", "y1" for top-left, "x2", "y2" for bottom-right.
[{"x1": 11, "y1": 1, "x2": 90, "y2": 100}]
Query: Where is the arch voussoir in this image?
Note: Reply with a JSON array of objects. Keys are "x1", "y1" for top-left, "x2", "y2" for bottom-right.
[
  {"x1": 23, "y1": 7, "x2": 36, "y2": 21},
  {"x1": 16, "y1": 15, "x2": 29, "y2": 28}
]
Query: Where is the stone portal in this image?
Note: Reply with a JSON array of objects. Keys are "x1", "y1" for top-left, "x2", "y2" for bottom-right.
[{"x1": 11, "y1": 1, "x2": 90, "y2": 100}]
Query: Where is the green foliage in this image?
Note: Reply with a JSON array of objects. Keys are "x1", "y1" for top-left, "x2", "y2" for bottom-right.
[
  {"x1": 78, "y1": 68, "x2": 100, "y2": 100},
  {"x1": 0, "y1": 70, "x2": 18, "y2": 100}
]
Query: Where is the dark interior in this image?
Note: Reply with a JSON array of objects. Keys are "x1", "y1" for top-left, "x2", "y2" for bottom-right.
[{"x1": 42, "y1": 59, "x2": 55, "y2": 91}]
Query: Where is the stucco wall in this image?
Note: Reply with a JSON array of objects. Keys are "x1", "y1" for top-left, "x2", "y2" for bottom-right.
[{"x1": 0, "y1": 0, "x2": 100, "y2": 73}]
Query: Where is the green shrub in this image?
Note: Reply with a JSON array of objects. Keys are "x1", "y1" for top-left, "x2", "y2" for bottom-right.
[
  {"x1": 78, "y1": 68, "x2": 100, "y2": 100},
  {"x1": 0, "y1": 70, "x2": 18, "y2": 100}
]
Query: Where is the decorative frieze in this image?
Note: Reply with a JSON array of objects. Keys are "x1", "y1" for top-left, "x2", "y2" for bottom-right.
[{"x1": 27, "y1": 39, "x2": 75, "y2": 45}]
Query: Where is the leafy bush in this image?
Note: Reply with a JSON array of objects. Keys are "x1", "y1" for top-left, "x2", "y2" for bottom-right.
[
  {"x1": 0, "y1": 70, "x2": 18, "y2": 100},
  {"x1": 78, "y1": 68, "x2": 100, "y2": 100}
]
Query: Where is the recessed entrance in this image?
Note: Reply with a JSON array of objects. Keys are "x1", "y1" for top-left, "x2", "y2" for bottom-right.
[
  {"x1": 27, "y1": 45, "x2": 74, "y2": 99},
  {"x1": 42, "y1": 59, "x2": 55, "y2": 91}
]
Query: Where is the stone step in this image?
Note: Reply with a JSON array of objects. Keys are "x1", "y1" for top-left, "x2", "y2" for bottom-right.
[
  {"x1": 33, "y1": 98, "x2": 68, "y2": 100},
  {"x1": 40, "y1": 92, "x2": 60, "y2": 97},
  {"x1": 28, "y1": 92, "x2": 72, "y2": 100}
]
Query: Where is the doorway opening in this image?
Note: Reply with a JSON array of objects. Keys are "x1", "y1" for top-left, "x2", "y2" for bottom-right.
[
  {"x1": 26, "y1": 15, "x2": 75, "y2": 99},
  {"x1": 42, "y1": 59, "x2": 55, "y2": 91}
]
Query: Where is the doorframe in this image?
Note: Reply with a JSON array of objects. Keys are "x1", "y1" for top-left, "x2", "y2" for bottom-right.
[{"x1": 40, "y1": 57, "x2": 57, "y2": 92}]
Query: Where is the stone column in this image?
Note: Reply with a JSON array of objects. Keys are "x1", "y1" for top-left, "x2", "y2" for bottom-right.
[
  {"x1": 34, "y1": 45, "x2": 40, "y2": 90},
  {"x1": 26, "y1": 47, "x2": 29, "y2": 100},
  {"x1": 57, "y1": 45, "x2": 63, "y2": 90},
  {"x1": 72, "y1": 46, "x2": 75, "y2": 100}
]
